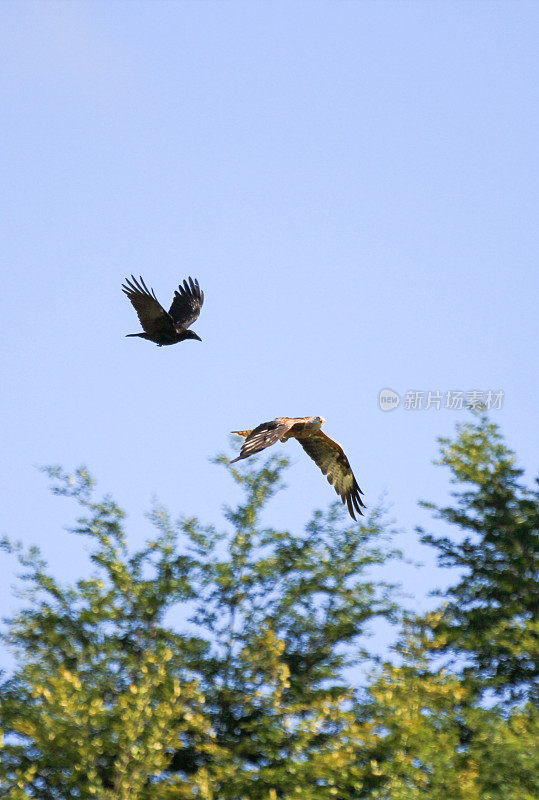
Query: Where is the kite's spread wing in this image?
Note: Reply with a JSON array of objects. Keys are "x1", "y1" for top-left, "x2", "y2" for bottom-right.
[
  {"x1": 122, "y1": 275, "x2": 175, "y2": 338},
  {"x1": 168, "y1": 277, "x2": 204, "y2": 330},
  {"x1": 230, "y1": 418, "x2": 296, "y2": 463},
  {"x1": 298, "y1": 430, "x2": 365, "y2": 519}
]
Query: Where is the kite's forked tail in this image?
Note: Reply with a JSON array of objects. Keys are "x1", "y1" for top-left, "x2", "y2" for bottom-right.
[{"x1": 231, "y1": 429, "x2": 253, "y2": 438}]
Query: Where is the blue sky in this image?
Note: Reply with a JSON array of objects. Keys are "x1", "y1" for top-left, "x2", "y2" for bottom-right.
[{"x1": 1, "y1": 1, "x2": 538, "y2": 674}]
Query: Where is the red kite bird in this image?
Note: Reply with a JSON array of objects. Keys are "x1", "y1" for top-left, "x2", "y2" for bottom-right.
[
  {"x1": 122, "y1": 275, "x2": 204, "y2": 346},
  {"x1": 231, "y1": 416, "x2": 365, "y2": 520}
]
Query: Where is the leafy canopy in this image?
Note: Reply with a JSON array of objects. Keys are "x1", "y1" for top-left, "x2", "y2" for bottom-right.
[{"x1": 1, "y1": 454, "x2": 400, "y2": 799}]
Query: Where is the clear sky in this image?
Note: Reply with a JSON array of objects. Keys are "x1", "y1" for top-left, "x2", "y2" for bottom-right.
[{"x1": 1, "y1": 1, "x2": 538, "y2": 674}]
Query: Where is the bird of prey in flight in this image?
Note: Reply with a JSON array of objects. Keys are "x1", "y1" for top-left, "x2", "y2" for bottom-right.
[
  {"x1": 231, "y1": 416, "x2": 365, "y2": 519},
  {"x1": 122, "y1": 275, "x2": 204, "y2": 346}
]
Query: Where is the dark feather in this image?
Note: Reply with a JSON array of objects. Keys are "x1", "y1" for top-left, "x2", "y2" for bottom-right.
[
  {"x1": 122, "y1": 275, "x2": 175, "y2": 339},
  {"x1": 168, "y1": 277, "x2": 204, "y2": 330},
  {"x1": 230, "y1": 419, "x2": 296, "y2": 463},
  {"x1": 298, "y1": 431, "x2": 365, "y2": 520},
  {"x1": 122, "y1": 275, "x2": 204, "y2": 346}
]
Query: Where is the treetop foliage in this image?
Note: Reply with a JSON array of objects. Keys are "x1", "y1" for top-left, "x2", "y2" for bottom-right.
[
  {"x1": 1, "y1": 415, "x2": 537, "y2": 798},
  {"x1": 418, "y1": 413, "x2": 538, "y2": 704}
]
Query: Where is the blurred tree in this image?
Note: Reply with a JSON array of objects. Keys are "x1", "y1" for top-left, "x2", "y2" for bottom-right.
[
  {"x1": 2, "y1": 415, "x2": 536, "y2": 799},
  {"x1": 359, "y1": 619, "x2": 538, "y2": 800},
  {"x1": 344, "y1": 413, "x2": 539, "y2": 800},
  {"x1": 0, "y1": 467, "x2": 212, "y2": 799},
  {"x1": 418, "y1": 413, "x2": 539, "y2": 704},
  {"x1": 163, "y1": 452, "x2": 401, "y2": 797},
  {"x1": 0, "y1": 454, "x2": 401, "y2": 799}
]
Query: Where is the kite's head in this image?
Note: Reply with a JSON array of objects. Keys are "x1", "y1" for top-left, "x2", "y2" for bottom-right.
[{"x1": 312, "y1": 416, "x2": 326, "y2": 429}]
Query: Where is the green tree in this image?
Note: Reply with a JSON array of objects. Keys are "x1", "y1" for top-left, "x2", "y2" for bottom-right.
[
  {"x1": 4, "y1": 416, "x2": 535, "y2": 799},
  {"x1": 165, "y1": 452, "x2": 401, "y2": 798},
  {"x1": 0, "y1": 455, "x2": 401, "y2": 799},
  {"x1": 418, "y1": 413, "x2": 538, "y2": 704},
  {"x1": 0, "y1": 467, "x2": 211, "y2": 799},
  {"x1": 360, "y1": 620, "x2": 539, "y2": 800},
  {"x1": 347, "y1": 413, "x2": 539, "y2": 800}
]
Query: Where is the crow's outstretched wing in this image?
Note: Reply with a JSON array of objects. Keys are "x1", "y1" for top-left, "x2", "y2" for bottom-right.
[
  {"x1": 122, "y1": 275, "x2": 175, "y2": 338},
  {"x1": 298, "y1": 431, "x2": 365, "y2": 520},
  {"x1": 168, "y1": 277, "x2": 204, "y2": 330},
  {"x1": 230, "y1": 418, "x2": 297, "y2": 463}
]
